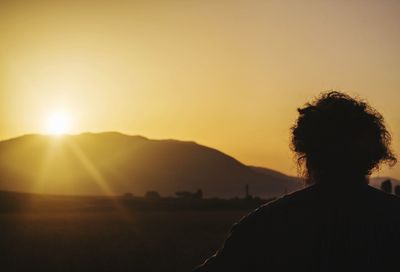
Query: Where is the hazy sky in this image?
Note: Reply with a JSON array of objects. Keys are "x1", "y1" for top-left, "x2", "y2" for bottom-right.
[{"x1": 1, "y1": 0, "x2": 399, "y2": 178}]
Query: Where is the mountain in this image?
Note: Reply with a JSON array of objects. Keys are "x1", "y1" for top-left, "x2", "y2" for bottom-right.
[
  {"x1": 249, "y1": 166, "x2": 303, "y2": 193},
  {"x1": 0, "y1": 132, "x2": 303, "y2": 198}
]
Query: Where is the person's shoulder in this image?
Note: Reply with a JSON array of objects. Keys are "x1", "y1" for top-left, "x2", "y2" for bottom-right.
[
  {"x1": 364, "y1": 185, "x2": 400, "y2": 210},
  {"x1": 258, "y1": 185, "x2": 317, "y2": 212},
  {"x1": 365, "y1": 184, "x2": 399, "y2": 198},
  {"x1": 233, "y1": 186, "x2": 316, "y2": 230}
]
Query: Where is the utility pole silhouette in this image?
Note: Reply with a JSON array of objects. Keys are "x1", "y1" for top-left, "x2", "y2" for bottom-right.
[{"x1": 245, "y1": 184, "x2": 252, "y2": 200}]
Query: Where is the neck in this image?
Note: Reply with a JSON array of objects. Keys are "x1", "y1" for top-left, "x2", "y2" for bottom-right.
[{"x1": 310, "y1": 174, "x2": 368, "y2": 187}]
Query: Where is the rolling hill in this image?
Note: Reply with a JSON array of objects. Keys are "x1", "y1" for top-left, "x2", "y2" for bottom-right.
[{"x1": 0, "y1": 132, "x2": 304, "y2": 198}]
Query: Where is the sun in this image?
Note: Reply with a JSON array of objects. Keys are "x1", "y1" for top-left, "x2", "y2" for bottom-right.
[{"x1": 45, "y1": 112, "x2": 72, "y2": 135}]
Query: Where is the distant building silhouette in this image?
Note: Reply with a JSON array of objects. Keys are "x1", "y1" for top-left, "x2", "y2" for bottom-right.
[
  {"x1": 381, "y1": 179, "x2": 392, "y2": 194},
  {"x1": 196, "y1": 189, "x2": 203, "y2": 199},
  {"x1": 175, "y1": 189, "x2": 203, "y2": 199}
]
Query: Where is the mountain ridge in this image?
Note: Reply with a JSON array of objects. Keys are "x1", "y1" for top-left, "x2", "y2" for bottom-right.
[{"x1": 0, "y1": 132, "x2": 303, "y2": 198}]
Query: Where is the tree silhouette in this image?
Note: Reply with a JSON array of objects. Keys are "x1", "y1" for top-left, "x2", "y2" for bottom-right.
[
  {"x1": 145, "y1": 191, "x2": 161, "y2": 200},
  {"x1": 175, "y1": 189, "x2": 203, "y2": 199},
  {"x1": 123, "y1": 192, "x2": 134, "y2": 199}
]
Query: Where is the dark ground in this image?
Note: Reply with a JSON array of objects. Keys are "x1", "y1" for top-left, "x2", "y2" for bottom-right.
[{"x1": 0, "y1": 193, "x2": 261, "y2": 272}]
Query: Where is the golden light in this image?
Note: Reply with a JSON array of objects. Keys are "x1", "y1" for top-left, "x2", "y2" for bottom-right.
[{"x1": 45, "y1": 112, "x2": 72, "y2": 135}]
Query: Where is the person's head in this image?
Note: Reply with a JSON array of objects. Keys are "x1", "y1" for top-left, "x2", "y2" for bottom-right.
[{"x1": 291, "y1": 91, "x2": 396, "y2": 185}]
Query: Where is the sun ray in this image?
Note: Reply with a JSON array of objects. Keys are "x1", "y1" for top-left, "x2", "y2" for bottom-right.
[
  {"x1": 66, "y1": 139, "x2": 113, "y2": 195},
  {"x1": 65, "y1": 138, "x2": 132, "y2": 218},
  {"x1": 34, "y1": 138, "x2": 61, "y2": 194}
]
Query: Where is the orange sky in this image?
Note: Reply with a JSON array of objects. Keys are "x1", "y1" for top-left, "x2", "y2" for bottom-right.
[{"x1": 1, "y1": 0, "x2": 399, "y2": 179}]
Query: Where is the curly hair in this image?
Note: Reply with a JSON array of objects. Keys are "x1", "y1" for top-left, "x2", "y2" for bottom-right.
[{"x1": 291, "y1": 91, "x2": 396, "y2": 184}]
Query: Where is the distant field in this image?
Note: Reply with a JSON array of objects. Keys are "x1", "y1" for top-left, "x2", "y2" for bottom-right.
[{"x1": 1, "y1": 206, "x2": 254, "y2": 272}]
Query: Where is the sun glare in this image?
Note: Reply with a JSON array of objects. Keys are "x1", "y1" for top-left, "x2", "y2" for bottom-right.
[{"x1": 45, "y1": 112, "x2": 72, "y2": 135}]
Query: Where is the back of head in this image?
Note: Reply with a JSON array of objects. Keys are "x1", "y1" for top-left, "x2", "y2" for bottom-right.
[{"x1": 291, "y1": 91, "x2": 396, "y2": 185}]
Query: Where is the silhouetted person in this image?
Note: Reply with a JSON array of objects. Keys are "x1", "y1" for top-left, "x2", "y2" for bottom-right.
[{"x1": 194, "y1": 92, "x2": 400, "y2": 271}]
